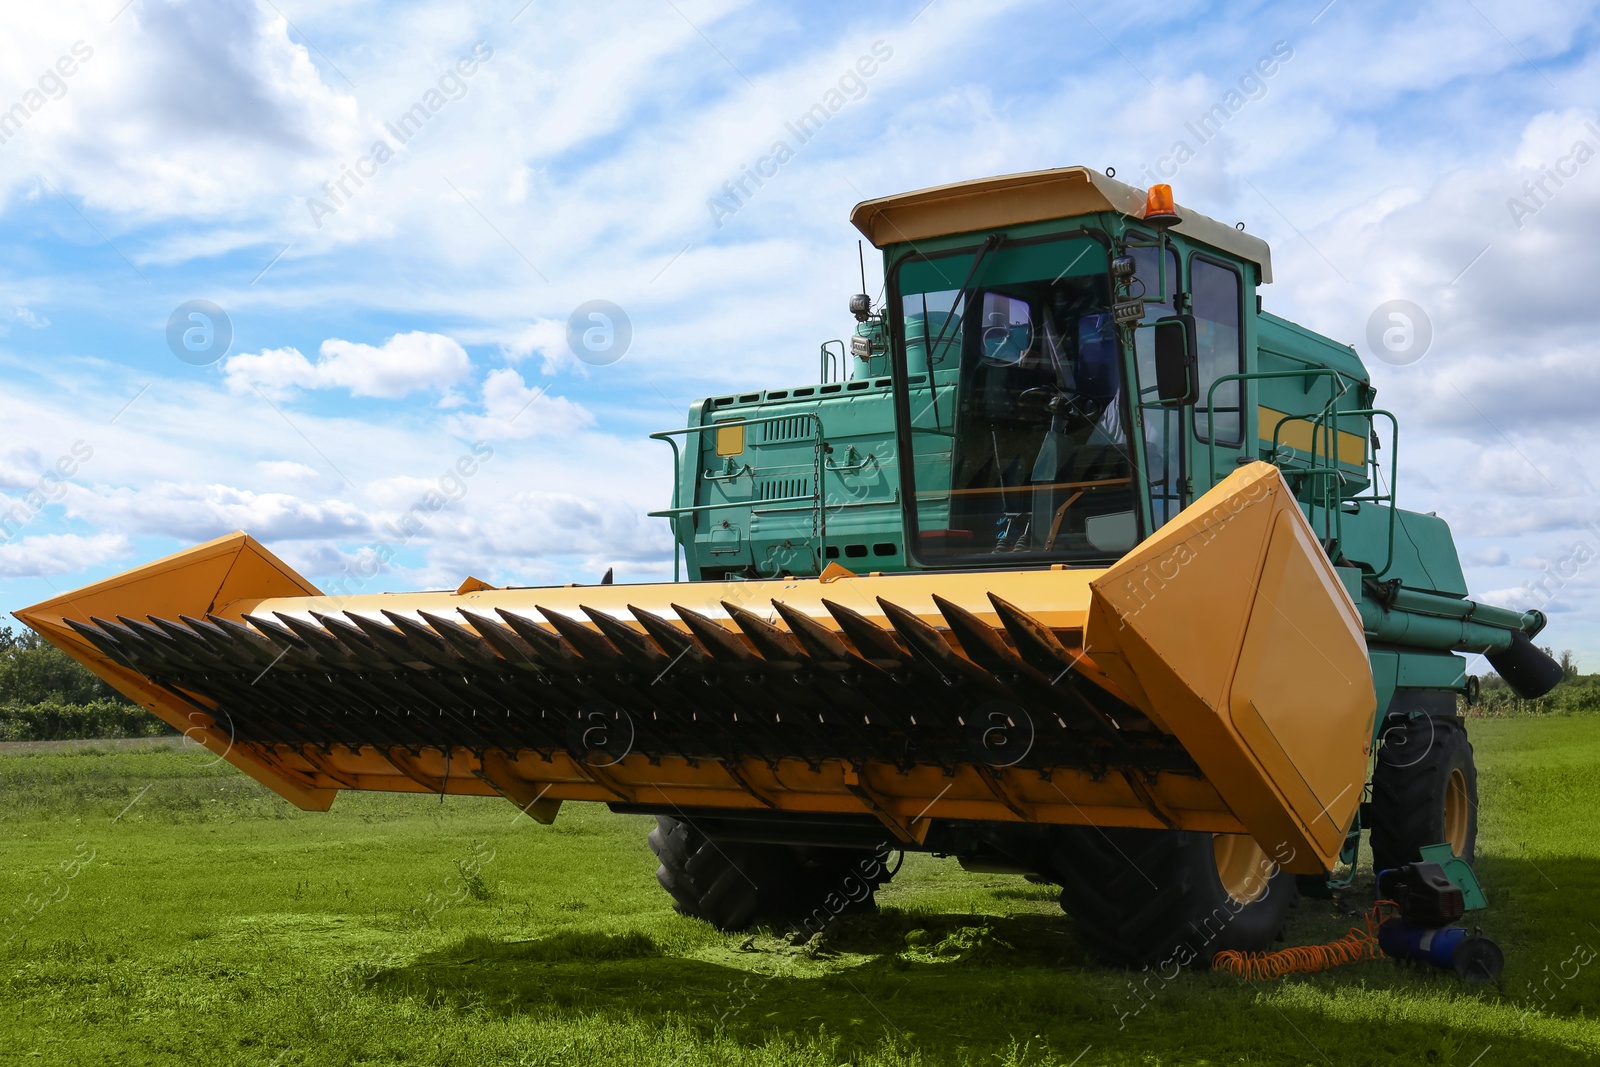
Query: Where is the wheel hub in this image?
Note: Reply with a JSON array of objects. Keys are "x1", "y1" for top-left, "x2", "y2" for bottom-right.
[
  {"x1": 1212, "y1": 834, "x2": 1272, "y2": 905},
  {"x1": 1444, "y1": 767, "x2": 1470, "y2": 855}
]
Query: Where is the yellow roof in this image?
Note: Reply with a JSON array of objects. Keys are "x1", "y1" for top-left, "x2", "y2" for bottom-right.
[{"x1": 849, "y1": 166, "x2": 1273, "y2": 283}]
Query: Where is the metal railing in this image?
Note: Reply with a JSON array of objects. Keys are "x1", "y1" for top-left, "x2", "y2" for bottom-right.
[
  {"x1": 649, "y1": 411, "x2": 829, "y2": 581},
  {"x1": 819, "y1": 340, "x2": 844, "y2": 384},
  {"x1": 1205, "y1": 369, "x2": 1400, "y2": 575}
]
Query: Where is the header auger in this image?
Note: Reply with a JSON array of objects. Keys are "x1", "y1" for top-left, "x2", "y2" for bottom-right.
[{"x1": 18, "y1": 166, "x2": 1560, "y2": 967}]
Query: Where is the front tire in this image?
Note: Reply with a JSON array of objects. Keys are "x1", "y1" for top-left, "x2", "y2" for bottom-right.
[
  {"x1": 647, "y1": 816, "x2": 892, "y2": 932},
  {"x1": 1053, "y1": 827, "x2": 1296, "y2": 967},
  {"x1": 1369, "y1": 713, "x2": 1478, "y2": 876}
]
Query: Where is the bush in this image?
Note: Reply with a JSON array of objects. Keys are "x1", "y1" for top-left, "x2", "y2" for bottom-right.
[
  {"x1": 0, "y1": 699, "x2": 175, "y2": 742},
  {"x1": 0, "y1": 623, "x2": 157, "y2": 741},
  {"x1": 0, "y1": 624, "x2": 132, "y2": 706},
  {"x1": 1468, "y1": 667, "x2": 1600, "y2": 718}
]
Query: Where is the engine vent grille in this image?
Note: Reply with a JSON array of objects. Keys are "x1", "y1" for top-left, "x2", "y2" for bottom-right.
[
  {"x1": 755, "y1": 478, "x2": 811, "y2": 502},
  {"x1": 761, "y1": 417, "x2": 813, "y2": 444}
]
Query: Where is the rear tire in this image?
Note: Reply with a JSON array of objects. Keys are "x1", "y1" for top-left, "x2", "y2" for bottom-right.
[
  {"x1": 1052, "y1": 827, "x2": 1296, "y2": 967},
  {"x1": 1369, "y1": 713, "x2": 1478, "y2": 876},
  {"x1": 647, "y1": 816, "x2": 892, "y2": 932}
]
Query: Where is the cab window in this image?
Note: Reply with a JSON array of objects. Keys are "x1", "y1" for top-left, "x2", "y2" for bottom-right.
[
  {"x1": 895, "y1": 236, "x2": 1138, "y2": 564},
  {"x1": 1191, "y1": 256, "x2": 1243, "y2": 445},
  {"x1": 1130, "y1": 241, "x2": 1182, "y2": 526}
]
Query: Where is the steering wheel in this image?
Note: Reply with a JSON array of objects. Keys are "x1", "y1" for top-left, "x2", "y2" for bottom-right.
[{"x1": 1017, "y1": 386, "x2": 1102, "y2": 426}]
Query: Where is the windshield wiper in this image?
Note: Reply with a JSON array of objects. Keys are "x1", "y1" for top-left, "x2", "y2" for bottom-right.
[
  {"x1": 914, "y1": 232, "x2": 1005, "y2": 436},
  {"x1": 924, "y1": 231, "x2": 1006, "y2": 363}
]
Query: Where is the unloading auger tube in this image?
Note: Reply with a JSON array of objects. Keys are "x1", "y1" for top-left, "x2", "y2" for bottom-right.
[{"x1": 17, "y1": 463, "x2": 1538, "y2": 868}]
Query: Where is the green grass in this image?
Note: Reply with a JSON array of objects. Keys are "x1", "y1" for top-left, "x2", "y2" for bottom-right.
[{"x1": 2, "y1": 719, "x2": 1597, "y2": 1066}]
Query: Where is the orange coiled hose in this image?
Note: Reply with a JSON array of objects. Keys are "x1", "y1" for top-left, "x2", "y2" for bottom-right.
[{"x1": 1212, "y1": 903, "x2": 1396, "y2": 981}]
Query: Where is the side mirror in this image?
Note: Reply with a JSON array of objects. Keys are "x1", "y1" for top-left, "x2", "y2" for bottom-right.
[{"x1": 1152, "y1": 314, "x2": 1198, "y2": 406}]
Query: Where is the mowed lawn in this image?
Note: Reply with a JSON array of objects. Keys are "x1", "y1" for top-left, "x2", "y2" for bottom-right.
[{"x1": 2, "y1": 714, "x2": 1597, "y2": 1067}]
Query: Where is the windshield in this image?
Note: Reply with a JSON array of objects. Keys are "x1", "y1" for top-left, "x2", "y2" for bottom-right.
[{"x1": 894, "y1": 235, "x2": 1139, "y2": 564}]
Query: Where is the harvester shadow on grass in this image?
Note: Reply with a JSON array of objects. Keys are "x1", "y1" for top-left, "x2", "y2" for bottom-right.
[
  {"x1": 365, "y1": 863, "x2": 1600, "y2": 1064},
  {"x1": 367, "y1": 913, "x2": 1088, "y2": 1037}
]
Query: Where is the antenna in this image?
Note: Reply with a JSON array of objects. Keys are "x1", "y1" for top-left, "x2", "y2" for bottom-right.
[{"x1": 848, "y1": 240, "x2": 873, "y2": 321}]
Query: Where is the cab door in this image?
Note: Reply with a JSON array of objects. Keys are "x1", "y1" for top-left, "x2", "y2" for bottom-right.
[
  {"x1": 1129, "y1": 247, "x2": 1253, "y2": 526},
  {"x1": 1129, "y1": 242, "x2": 1183, "y2": 529},
  {"x1": 1187, "y1": 254, "x2": 1251, "y2": 493}
]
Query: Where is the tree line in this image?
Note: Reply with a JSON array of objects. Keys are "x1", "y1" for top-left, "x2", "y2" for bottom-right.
[
  {"x1": 1470, "y1": 648, "x2": 1599, "y2": 717},
  {"x1": 0, "y1": 624, "x2": 172, "y2": 741}
]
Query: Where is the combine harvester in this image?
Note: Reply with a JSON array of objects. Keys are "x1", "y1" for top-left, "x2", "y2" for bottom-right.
[{"x1": 18, "y1": 167, "x2": 1561, "y2": 966}]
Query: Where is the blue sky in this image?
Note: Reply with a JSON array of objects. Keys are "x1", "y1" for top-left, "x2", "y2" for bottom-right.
[{"x1": 2, "y1": 0, "x2": 1599, "y2": 670}]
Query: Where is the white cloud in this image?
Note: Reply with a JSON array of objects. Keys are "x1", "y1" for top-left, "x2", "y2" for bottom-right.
[
  {"x1": 447, "y1": 368, "x2": 594, "y2": 440},
  {"x1": 0, "y1": 533, "x2": 131, "y2": 577},
  {"x1": 1463, "y1": 546, "x2": 1511, "y2": 567},
  {"x1": 477, "y1": 489, "x2": 673, "y2": 564},
  {"x1": 0, "y1": 2, "x2": 359, "y2": 230},
  {"x1": 7, "y1": 303, "x2": 48, "y2": 329},
  {"x1": 222, "y1": 331, "x2": 471, "y2": 399},
  {"x1": 493, "y1": 318, "x2": 569, "y2": 374},
  {"x1": 0, "y1": 446, "x2": 52, "y2": 491},
  {"x1": 63, "y1": 481, "x2": 371, "y2": 543},
  {"x1": 256, "y1": 459, "x2": 322, "y2": 481}
]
